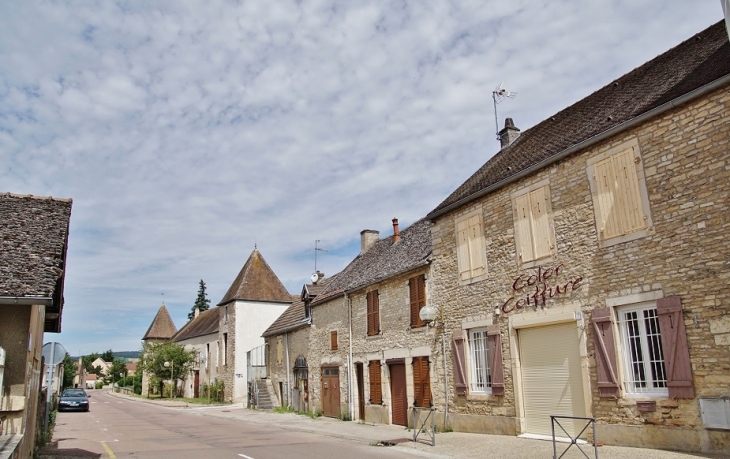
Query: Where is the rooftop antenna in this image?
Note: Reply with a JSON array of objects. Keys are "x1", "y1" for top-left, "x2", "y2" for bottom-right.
[
  {"x1": 492, "y1": 82, "x2": 517, "y2": 140},
  {"x1": 314, "y1": 240, "x2": 327, "y2": 272}
]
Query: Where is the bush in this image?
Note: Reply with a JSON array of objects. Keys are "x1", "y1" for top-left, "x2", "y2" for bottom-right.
[
  {"x1": 95, "y1": 381, "x2": 103, "y2": 389},
  {"x1": 200, "y1": 379, "x2": 225, "y2": 402}
]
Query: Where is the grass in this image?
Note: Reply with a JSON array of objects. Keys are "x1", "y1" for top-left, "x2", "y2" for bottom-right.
[{"x1": 272, "y1": 406, "x2": 322, "y2": 419}]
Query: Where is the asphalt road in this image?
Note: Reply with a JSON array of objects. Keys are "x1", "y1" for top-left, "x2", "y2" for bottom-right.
[{"x1": 43, "y1": 392, "x2": 422, "y2": 459}]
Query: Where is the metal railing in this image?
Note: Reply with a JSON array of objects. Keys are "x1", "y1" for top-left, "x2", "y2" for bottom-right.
[
  {"x1": 550, "y1": 415, "x2": 598, "y2": 459},
  {"x1": 412, "y1": 407, "x2": 436, "y2": 446}
]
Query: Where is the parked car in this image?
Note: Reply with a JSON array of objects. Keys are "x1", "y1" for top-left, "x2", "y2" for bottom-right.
[{"x1": 58, "y1": 388, "x2": 90, "y2": 412}]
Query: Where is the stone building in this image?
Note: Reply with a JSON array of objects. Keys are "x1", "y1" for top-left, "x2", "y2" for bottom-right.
[
  {"x1": 0, "y1": 193, "x2": 72, "y2": 459},
  {"x1": 217, "y1": 248, "x2": 292, "y2": 403},
  {"x1": 425, "y1": 21, "x2": 730, "y2": 454},
  {"x1": 305, "y1": 218, "x2": 433, "y2": 423},
  {"x1": 171, "y1": 307, "x2": 220, "y2": 399},
  {"x1": 140, "y1": 304, "x2": 177, "y2": 394}
]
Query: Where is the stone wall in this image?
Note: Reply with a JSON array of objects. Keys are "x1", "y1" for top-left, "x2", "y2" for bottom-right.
[
  {"x1": 265, "y1": 325, "x2": 310, "y2": 409},
  {"x1": 217, "y1": 303, "x2": 235, "y2": 403},
  {"x1": 429, "y1": 86, "x2": 730, "y2": 452}
]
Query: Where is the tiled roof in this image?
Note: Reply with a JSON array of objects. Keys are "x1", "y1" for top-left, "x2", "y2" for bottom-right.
[
  {"x1": 428, "y1": 21, "x2": 730, "y2": 219},
  {"x1": 262, "y1": 296, "x2": 308, "y2": 337},
  {"x1": 0, "y1": 193, "x2": 73, "y2": 333},
  {"x1": 312, "y1": 218, "x2": 432, "y2": 306},
  {"x1": 172, "y1": 307, "x2": 220, "y2": 342},
  {"x1": 142, "y1": 304, "x2": 178, "y2": 340},
  {"x1": 218, "y1": 249, "x2": 292, "y2": 306}
]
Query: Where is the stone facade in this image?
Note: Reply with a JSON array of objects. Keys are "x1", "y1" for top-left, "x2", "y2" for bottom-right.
[
  {"x1": 265, "y1": 325, "x2": 310, "y2": 409},
  {"x1": 429, "y1": 86, "x2": 730, "y2": 453},
  {"x1": 217, "y1": 302, "x2": 236, "y2": 402}
]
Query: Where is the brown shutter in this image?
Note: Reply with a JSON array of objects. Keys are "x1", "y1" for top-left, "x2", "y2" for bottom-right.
[
  {"x1": 409, "y1": 275, "x2": 426, "y2": 328},
  {"x1": 367, "y1": 291, "x2": 379, "y2": 336},
  {"x1": 487, "y1": 325, "x2": 505, "y2": 396},
  {"x1": 412, "y1": 357, "x2": 431, "y2": 407},
  {"x1": 452, "y1": 330, "x2": 467, "y2": 396},
  {"x1": 657, "y1": 296, "x2": 694, "y2": 399},
  {"x1": 330, "y1": 331, "x2": 338, "y2": 350},
  {"x1": 368, "y1": 360, "x2": 382, "y2": 404},
  {"x1": 592, "y1": 307, "x2": 619, "y2": 398}
]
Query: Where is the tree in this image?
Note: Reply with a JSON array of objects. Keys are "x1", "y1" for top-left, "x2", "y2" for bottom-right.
[
  {"x1": 138, "y1": 341, "x2": 196, "y2": 397},
  {"x1": 107, "y1": 358, "x2": 127, "y2": 386},
  {"x1": 188, "y1": 279, "x2": 211, "y2": 320},
  {"x1": 101, "y1": 349, "x2": 115, "y2": 362},
  {"x1": 62, "y1": 353, "x2": 75, "y2": 389}
]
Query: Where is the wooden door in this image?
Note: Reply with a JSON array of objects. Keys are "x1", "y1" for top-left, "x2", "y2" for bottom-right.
[
  {"x1": 194, "y1": 371, "x2": 200, "y2": 398},
  {"x1": 321, "y1": 367, "x2": 340, "y2": 418},
  {"x1": 356, "y1": 363, "x2": 365, "y2": 420},
  {"x1": 389, "y1": 363, "x2": 408, "y2": 426}
]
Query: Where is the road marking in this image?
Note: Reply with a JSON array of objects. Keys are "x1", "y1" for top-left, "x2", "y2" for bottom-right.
[
  {"x1": 238, "y1": 454, "x2": 255, "y2": 459},
  {"x1": 101, "y1": 441, "x2": 116, "y2": 458}
]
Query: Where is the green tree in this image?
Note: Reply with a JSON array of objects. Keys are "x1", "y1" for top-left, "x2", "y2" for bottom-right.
[
  {"x1": 138, "y1": 341, "x2": 196, "y2": 397},
  {"x1": 107, "y1": 358, "x2": 127, "y2": 386},
  {"x1": 82, "y1": 352, "x2": 100, "y2": 373},
  {"x1": 188, "y1": 279, "x2": 211, "y2": 320},
  {"x1": 101, "y1": 349, "x2": 115, "y2": 362},
  {"x1": 61, "y1": 353, "x2": 75, "y2": 389}
]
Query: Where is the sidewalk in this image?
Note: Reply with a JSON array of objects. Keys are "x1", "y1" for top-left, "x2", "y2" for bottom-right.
[{"x1": 110, "y1": 392, "x2": 720, "y2": 458}]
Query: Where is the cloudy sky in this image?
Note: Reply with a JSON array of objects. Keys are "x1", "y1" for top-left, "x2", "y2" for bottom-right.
[{"x1": 1, "y1": 1, "x2": 724, "y2": 355}]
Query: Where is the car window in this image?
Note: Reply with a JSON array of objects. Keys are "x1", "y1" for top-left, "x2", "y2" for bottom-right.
[{"x1": 62, "y1": 390, "x2": 85, "y2": 397}]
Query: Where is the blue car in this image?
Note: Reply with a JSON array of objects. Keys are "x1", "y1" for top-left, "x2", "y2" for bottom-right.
[{"x1": 58, "y1": 389, "x2": 90, "y2": 412}]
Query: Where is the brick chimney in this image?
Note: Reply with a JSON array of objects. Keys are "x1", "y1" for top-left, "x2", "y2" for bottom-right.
[
  {"x1": 499, "y1": 118, "x2": 520, "y2": 148},
  {"x1": 194, "y1": 306, "x2": 200, "y2": 318},
  {"x1": 360, "y1": 229, "x2": 379, "y2": 254},
  {"x1": 392, "y1": 218, "x2": 400, "y2": 243}
]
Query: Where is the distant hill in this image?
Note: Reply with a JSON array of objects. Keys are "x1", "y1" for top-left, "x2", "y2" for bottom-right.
[{"x1": 114, "y1": 351, "x2": 140, "y2": 360}]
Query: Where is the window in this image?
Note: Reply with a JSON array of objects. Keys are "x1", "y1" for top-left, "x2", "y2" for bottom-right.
[
  {"x1": 368, "y1": 360, "x2": 382, "y2": 404},
  {"x1": 468, "y1": 329, "x2": 491, "y2": 393},
  {"x1": 592, "y1": 296, "x2": 694, "y2": 399},
  {"x1": 412, "y1": 356, "x2": 431, "y2": 407},
  {"x1": 409, "y1": 275, "x2": 426, "y2": 328},
  {"x1": 277, "y1": 337, "x2": 283, "y2": 365},
  {"x1": 513, "y1": 184, "x2": 554, "y2": 264},
  {"x1": 366, "y1": 290, "x2": 380, "y2": 336},
  {"x1": 587, "y1": 139, "x2": 652, "y2": 247},
  {"x1": 617, "y1": 304, "x2": 667, "y2": 396},
  {"x1": 455, "y1": 211, "x2": 486, "y2": 282},
  {"x1": 222, "y1": 333, "x2": 228, "y2": 366},
  {"x1": 206, "y1": 343, "x2": 210, "y2": 369},
  {"x1": 330, "y1": 331, "x2": 338, "y2": 350}
]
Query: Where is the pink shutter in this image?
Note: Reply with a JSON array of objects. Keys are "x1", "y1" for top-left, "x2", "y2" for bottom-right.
[
  {"x1": 592, "y1": 307, "x2": 619, "y2": 398},
  {"x1": 487, "y1": 325, "x2": 504, "y2": 396},
  {"x1": 657, "y1": 296, "x2": 694, "y2": 399},
  {"x1": 452, "y1": 330, "x2": 467, "y2": 396}
]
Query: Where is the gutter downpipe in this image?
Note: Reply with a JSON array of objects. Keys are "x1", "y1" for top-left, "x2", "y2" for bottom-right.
[
  {"x1": 285, "y1": 332, "x2": 291, "y2": 408},
  {"x1": 426, "y1": 74, "x2": 730, "y2": 221},
  {"x1": 347, "y1": 292, "x2": 354, "y2": 421},
  {"x1": 443, "y1": 329, "x2": 449, "y2": 429}
]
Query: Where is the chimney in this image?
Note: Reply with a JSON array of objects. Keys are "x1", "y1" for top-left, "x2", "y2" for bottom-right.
[
  {"x1": 360, "y1": 229, "x2": 379, "y2": 254},
  {"x1": 316, "y1": 271, "x2": 324, "y2": 282},
  {"x1": 499, "y1": 118, "x2": 520, "y2": 148},
  {"x1": 194, "y1": 306, "x2": 200, "y2": 318},
  {"x1": 392, "y1": 218, "x2": 400, "y2": 243}
]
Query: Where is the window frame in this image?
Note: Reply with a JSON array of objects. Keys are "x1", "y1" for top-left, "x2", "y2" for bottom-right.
[
  {"x1": 467, "y1": 328, "x2": 492, "y2": 394},
  {"x1": 222, "y1": 332, "x2": 228, "y2": 367},
  {"x1": 587, "y1": 138, "x2": 653, "y2": 248},
  {"x1": 455, "y1": 209, "x2": 488, "y2": 284},
  {"x1": 511, "y1": 180, "x2": 556, "y2": 267}
]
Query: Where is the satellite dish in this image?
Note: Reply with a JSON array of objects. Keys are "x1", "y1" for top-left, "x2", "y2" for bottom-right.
[
  {"x1": 310, "y1": 273, "x2": 319, "y2": 284},
  {"x1": 42, "y1": 342, "x2": 67, "y2": 366}
]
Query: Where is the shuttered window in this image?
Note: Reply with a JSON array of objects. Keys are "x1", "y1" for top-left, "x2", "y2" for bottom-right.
[
  {"x1": 456, "y1": 213, "x2": 486, "y2": 281},
  {"x1": 617, "y1": 303, "x2": 668, "y2": 396},
  {"x1": 409, "y1": 275, "x2": 426, "y2": 328},
  {"x1": 468, "y1": 329, "x2": 491, "y2": 393},
  {"x1": 330, "y1": 331, "x2": 338, "y2": 350},
  {"x1": 412, "y1": 356, "x2": 431, "y2": 407},
  {"x1": 513, "y1": 185, "x2": 553, "y2": 263},
  {"x1": 366, "y1": 291, "x2": 380, "y2": 336},
  {"x1": 591, "y1": 145, "x2": 648, "y2": 242},
  {"x1": 368, "y1": 360, "x2": 382, "y2": 404}
]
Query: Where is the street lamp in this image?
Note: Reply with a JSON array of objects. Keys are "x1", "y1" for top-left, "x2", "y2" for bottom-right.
[
  {"x1": 164, "y1": 361, "x2": 174, "y2": 398},
  {"x1": 119, "y1": 372, "x2": 124, "y2": 391},
  {"x1": 419, "y1": 304, "x2": 438, "y2": 326}
]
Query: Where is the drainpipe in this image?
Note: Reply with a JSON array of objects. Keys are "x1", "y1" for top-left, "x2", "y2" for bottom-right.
[
  {"x1": 347, "y1": 292, "x2": 354, "y2": 420},
  {"x1": 442, "y1": 330, "x2": 449, "y2": 428},
  {"x1": 285, "y1": 332, "x2": 291, "y2": 408}
]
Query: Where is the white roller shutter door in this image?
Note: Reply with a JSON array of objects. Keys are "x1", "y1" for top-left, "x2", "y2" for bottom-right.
[{"x1": 519, "y1": 322, "x2": 587, "y2": 437}]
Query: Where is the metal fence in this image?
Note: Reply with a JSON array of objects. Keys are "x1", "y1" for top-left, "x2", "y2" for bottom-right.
[
  {"x1": 550, "y1": 415, "x2": 598, "y2": 459},
  {"x1": 412, "y1": 407, "x2": 436, "y2": 446}
]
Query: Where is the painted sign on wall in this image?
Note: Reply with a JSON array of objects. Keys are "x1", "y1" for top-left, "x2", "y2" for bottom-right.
[{"x1": 500, "y1": 264, "x2": 583, "y2": 314}]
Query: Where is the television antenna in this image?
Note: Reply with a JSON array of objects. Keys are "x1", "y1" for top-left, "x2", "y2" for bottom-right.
[
  {"x1": 314, "y1": 239, "x2": 327, "y2": 272},
  {"x1": 492, "y1": 82, "x2": 517, "y2": 140}
]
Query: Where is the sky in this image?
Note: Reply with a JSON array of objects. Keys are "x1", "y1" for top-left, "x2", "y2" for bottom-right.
[{"x1": 1, "y1": 1, "x2": 724, "y2": 355}]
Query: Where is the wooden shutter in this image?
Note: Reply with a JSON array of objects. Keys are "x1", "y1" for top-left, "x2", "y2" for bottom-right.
[
  {"x1": 412, "y1": 357, "x2": 431, "y2": 407},
  {"x1": 409, "y1": 275, "x2": 426, "y2": 328},
  {"x1": 592, "y1": 307, "x2": 619, "y2": 398},
  {"x1": 456, "y1": 219, "x2": 471, "y2": 281},
  {"x1": 368, "y1": 360, "x2": 382, "y2": 404},
  {"x1": 613, "y1": 148, "x2": 646, "y2": 233},
  {"x1": 514, "y1": 193, "x2": 534, "y2": 262},
  {"x1": 330, "y1": 331, "x2": 338, "y2": 350},
  {"x1": 367, "y1": 291, "x2": 379, "y2": 336},
  {"x1": 487, "y1": 325, "x2": 504, "y2": 396},
  {"x1": 468, "y1": 215, "x2": 486, "y2": 277},
  {"x1": 452, "y1": 330, "x2": 468, "y2": 396},
  {"x1": 530, "y1": 187, "x2": 552, "y2": 259},
  {"x1": 657, "y1": 296, "x2": 694, "y2": 399},
  {"x1": 594, "y1": 157, "x2": 619, "y2": 239}
]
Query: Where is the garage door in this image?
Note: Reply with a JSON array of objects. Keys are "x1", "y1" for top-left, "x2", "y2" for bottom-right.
[{"x1": 519, "y1": 322, "x2": 586, "y2": 438}]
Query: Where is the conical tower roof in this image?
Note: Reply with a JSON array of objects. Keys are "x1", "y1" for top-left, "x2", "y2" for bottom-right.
[
  {"x1": 142, "y1": 304, "x2": 178, "y2": 340},
  {"x1": 218, "y1": 249, "x2": 291, "y2": 306}
]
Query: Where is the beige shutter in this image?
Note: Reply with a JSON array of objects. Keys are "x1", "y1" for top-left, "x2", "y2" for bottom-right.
[
  {"x1": 613, "y1": 148, "x2": 646, "y2": 233},
  {"x1": 467, "y1": 215, "x2": 485, "y2": 277},
  {"x1": 456, "y1": 219, "x2": 471, "y2": 280},
  {"x1": 530, "y1": 187, "x2": 551, "y2": 259},
  {"x1": 519, "y1": 323, "x2": 587, "y2": 438},
  {"x1": 594, "y1": 158, "x2": 619, "y2": 239},
  {"x1": 514, "y1": 193, "x2": 534, "y2": 262}
]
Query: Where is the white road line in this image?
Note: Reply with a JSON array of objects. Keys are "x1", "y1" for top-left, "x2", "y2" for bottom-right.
[{"x1": 238, "y1": 454, "x2": 255, "y2": 459}]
